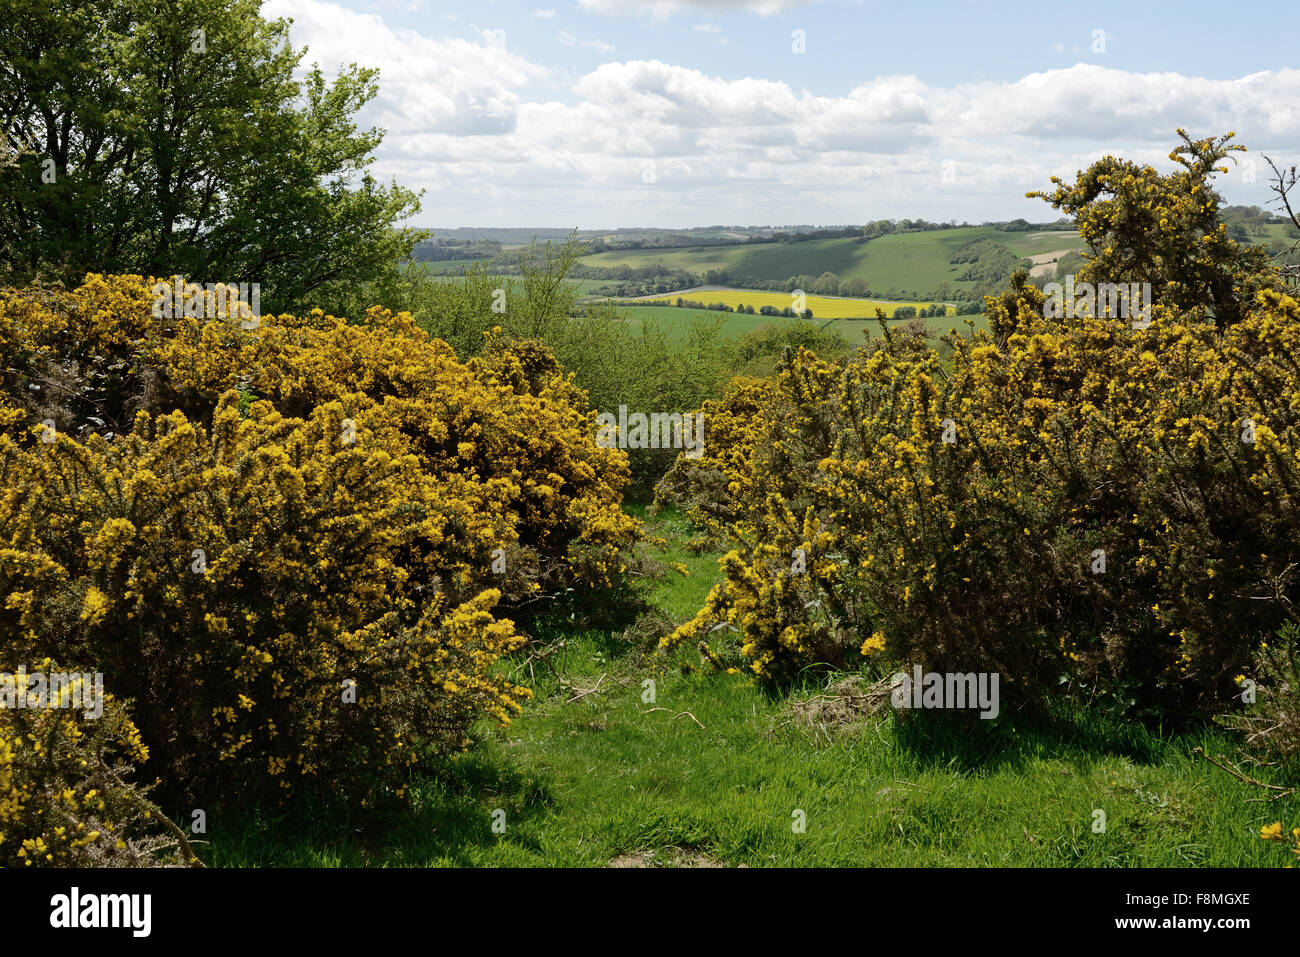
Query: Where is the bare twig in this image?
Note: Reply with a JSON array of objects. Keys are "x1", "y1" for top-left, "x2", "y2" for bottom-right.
[
  {"x1": 1191, "y1": 746, "x2": 1297, "y2": 802},
  {"x1": 104, "y1": 766, "x2": 206, "y2": 867},
  {"x1": 1263, "y1": 155, "x2": 1300, "y2": 288},
  {"x1": 674, "y1": 710, "x2": 707, "y2": 731},
  {"x1": 565, "y1": 672, "x2": 607, "y2": 704}
]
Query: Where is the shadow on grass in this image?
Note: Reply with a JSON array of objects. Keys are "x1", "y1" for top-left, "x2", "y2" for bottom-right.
[
  {"x1": 890, "y1": 700, "x2": 1177, "y2": 776},
  {"x1": 197, "y1": 740, "x2": 555, "y2": 867},
  {"x1": 514, "y1": 623, "x2": 650, "y2": 680},
  {"x1": 766, "y1": 661, "x2": 1185, "y2": 775}
]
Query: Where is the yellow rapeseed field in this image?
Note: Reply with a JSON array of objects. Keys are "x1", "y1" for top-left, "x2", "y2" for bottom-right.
[{"x1": 629, "y1": 287, "x2": 954, "y2": 319}]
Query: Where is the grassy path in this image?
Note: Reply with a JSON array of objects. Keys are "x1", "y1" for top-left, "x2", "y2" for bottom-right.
[{"x1": 205, "y1": 506, "x2": 1299, "y2": 867}]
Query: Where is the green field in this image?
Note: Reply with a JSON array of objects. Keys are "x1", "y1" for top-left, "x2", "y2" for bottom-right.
[
  {"x1": 578, "y1": 226, "x2": 1086, "y2": 297},
  {"x1": 1246, "y1": 222, "x2": 1300, "y2": 250}
]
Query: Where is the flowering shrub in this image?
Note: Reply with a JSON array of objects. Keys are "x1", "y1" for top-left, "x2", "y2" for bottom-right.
[
  {"x1": 1, "y1": 394, "x2": 532, "y2": 803},
  {"x1": 0, "y1": 274, "x2": 639, "y2": 804},
  {"x1": 660, "y1": 136, "x2": 1300, "y2": 712},
  {"x1": 0, "y1": 659, "x2": 181, "y2": 867},
  {"x1": 653, "y1": 375, "x2": 774, "y2": 542},
  {"x1": 0, "y1": 274, "x2": 639, "y2": 625},
  {"x1": 1223, "y1": 626, "x2": 1300, "y2": 781},
  {"x1": 661, "y1": 285, "x2": 1300, "y2": 714},
  {"x1": 1027, "y1": 129, "x2": 1279, "y2": 330}
]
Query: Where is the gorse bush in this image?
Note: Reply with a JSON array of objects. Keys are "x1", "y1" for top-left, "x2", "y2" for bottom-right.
[
  {"x1": 0, "y1": 274, "x2": 639, "y2": 626},
  {"x1": 660, "y1": 134, "x2": 1300, "y2": 716},
  {"x1": 1, "y1": 396, "x2": 531, "y2": 803},
  {"x1": 0, "y1": 274, "x2": 639, "y2": 804},
  {"x1": 1223, "y1": 625, "x2": 1300, "y2": 783},
  {"x1": 662, "y1": 281, "x2": 1300, "y2": 715},
  {"x1": 1028, "y1": 130, "x2": 1279, "y2": 330},
  {"x1": 0, "y1": 659, "x2": 180, "y2": 867},
  {"x1": 654, "y1": 375, "x2": 775, "y2": 543}
]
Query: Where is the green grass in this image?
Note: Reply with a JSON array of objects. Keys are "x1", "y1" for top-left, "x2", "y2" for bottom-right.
[{"x1": 204, "y1": 503, "x2": 1298, "y2": 868}]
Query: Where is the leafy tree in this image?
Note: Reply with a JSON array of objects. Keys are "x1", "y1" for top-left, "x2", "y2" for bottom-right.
[
  {"x1": 812, "y1": 270, "x2": 839, "y2": 295},
  {"x1": 843, "y1": 277, "x2": 870, "y2": 297},
  {"x1": 0, "y1": 0, "x2": 420, "y2": 312}
]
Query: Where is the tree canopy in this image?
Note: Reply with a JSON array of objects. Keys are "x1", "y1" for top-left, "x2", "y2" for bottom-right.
[{"x1": 0, "y1": 0, "x2": 421, "y2": 311}]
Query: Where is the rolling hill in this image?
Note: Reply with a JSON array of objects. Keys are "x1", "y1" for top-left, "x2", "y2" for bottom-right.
[{"x1": 576, "y1": 225, "x2": 1086, "y2": 301}]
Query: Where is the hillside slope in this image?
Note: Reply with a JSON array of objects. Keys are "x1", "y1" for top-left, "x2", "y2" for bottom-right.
[{"x1": 578, "y1": 226, "x2": 1085, "y2": 300}]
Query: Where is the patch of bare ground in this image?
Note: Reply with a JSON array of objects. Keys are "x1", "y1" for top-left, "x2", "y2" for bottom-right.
[
  {"x1": 773, "y1": 673, "x2": 897, "y2": 740},
  {"x1": 1028, "y1": 248, "x2": 1076, "y2": 278},
  {"x1": 608, "y1": 847, "x2": 743, "y2": 868}
]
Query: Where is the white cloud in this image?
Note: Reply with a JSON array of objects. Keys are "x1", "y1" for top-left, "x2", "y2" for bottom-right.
[
  {"x1": 557, "y1": 30, "x2": 615, "y2": 52},
  {"x1": 532, "y1": 8, "x2": 557, "y2": 17},
  {"x1": 263, "y1": 0, "x2": 544, "y2": 138},
  {"x1": 261, "y1": 1, "x2": 1300, "y2": 225},
  {"x1": 372, "y1": 0, "x2": 425, "y2": 11}
]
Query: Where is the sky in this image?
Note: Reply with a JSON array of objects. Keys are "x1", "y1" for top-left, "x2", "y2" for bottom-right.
[{"x1": 261, "y1": 0, "x2": 1300, "y2": 229}]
